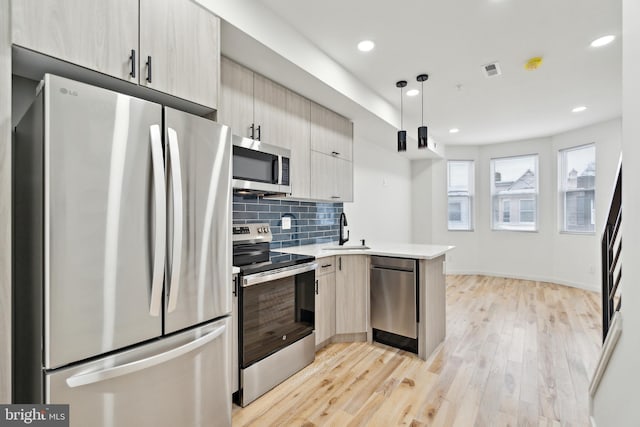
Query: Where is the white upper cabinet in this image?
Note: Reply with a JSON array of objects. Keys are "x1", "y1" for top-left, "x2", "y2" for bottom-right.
[
  {"x1": 13, "y1": 0, "x2": 220, "y2": 109},
  {"x1": 12, "y1": 0, "x2": 138, "y2": 83},
  {"x1": 139, "y1": 0, "x2": 219, "y2": 108}
]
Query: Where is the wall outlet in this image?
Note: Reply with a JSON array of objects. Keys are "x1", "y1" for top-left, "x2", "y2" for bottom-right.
[{"x1": 282, "y1": 216, "x2": 292, "y2": 230}]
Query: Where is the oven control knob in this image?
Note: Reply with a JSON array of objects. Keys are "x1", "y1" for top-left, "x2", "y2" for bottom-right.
[
  {"x1": 264, "y1": 227, "x2": 270, "y2": 233},
  {"x1": 282, "y1": 335, "x2": 286, "y2": 341},
  {"x1": 257, "y1": 227, "x2": 263, "y2": 233}
]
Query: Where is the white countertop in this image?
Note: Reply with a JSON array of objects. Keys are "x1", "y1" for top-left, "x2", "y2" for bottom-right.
[
  {"x1": 276, "y1": 242, "x2": 455, "y2": 260},
  {"x1": 232, "y1": 266, "x2": 240, "y2": 275}
]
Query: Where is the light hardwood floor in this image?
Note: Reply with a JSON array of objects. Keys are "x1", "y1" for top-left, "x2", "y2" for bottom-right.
[{"x1": 232, "y1": 275, "x2": 602, "y2": 426}]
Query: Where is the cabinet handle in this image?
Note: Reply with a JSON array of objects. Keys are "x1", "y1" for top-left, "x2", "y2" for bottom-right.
[
  {"x1": 146, "y1": 56, "x2": 152, "y2": 83},
  {"x1": 331, "y1": 151, "x2": 340, "y2": 156},
  {"x1": 338, "y1": 257, "x2": 342, "y2": 271},
  {"x1": 256, "y1": 125, "x2": 261, "y2": 141},
  {"x1": 315, "y1": 280, "x2": 319, "y2": 295},
  {"x1": 321, "y1": 264, "x2": 332, "y2": 268},
  {"x1": 250, "y1": 124, "x2": 255, "y2": 139},
  {"x1": 331, "y1": 196, "x2": 340, "y2": 199},
  {"x1": 232, "y1": 276, "x2": 238, "y2": 297},
  {"x1": 129, "y1": 49, "x2": 136, "y2": 78}
]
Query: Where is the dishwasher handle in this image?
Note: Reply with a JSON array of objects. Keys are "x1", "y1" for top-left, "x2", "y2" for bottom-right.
[
  {"x1": 370, "y1": 256, "x2": 416, "y2": 272},
  {"x1": 370, "y1": 265, "x2": 414, "y2": 273}
]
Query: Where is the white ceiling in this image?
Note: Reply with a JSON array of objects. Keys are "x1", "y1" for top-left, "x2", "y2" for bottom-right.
[{"x1": 255, "y1": 0, "x2": 622, "y2": 147}]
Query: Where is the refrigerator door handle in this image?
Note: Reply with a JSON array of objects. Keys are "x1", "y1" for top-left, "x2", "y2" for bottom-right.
[
  {"x1": 149, "y1": 124, "x2": 166, "y2": 316},
  {"x1": 65, "y1": 324, "x2": 226, "y2": 388},
  {"x1": 166, "y1": 127, "x2": 184, "y2": 313}
]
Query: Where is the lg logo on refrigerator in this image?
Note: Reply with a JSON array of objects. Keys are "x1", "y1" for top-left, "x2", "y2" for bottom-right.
[{"x1": 59, "y1": 87, "x2": 78, "y2": 97}]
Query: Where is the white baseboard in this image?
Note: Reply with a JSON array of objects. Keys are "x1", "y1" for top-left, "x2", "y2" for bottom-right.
[
  {"x1": 446, "y1": 269, "x2": 600, "y2": 293},
  {"x1": 589, "y1": 311, "x2": 623, "y2": 397}
]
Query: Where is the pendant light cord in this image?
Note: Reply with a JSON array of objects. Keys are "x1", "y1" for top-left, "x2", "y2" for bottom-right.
[
  {"x1": 421, "y1": 80, "x2": 424, "y2": 125},
  {"x1": 400, "y1": 87, "x2": 404, "y2": 129}
]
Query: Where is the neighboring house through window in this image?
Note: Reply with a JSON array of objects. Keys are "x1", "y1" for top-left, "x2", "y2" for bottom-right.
[
  {"x1": 560, "y1": 144, "x2": 596, "y2": 233},
  {"x1": 491, "y1": 154, "x2": 539, "y2": 231},
  {"x1": 447, "y1": 160, "x2": 474, "y2": 230}
]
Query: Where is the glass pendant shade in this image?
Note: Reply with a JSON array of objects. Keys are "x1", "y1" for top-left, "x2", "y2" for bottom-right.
[
  {"x1": 418, "y1": 126, "x2": 428, "y2": 149},
  {"x1": 397, "y1": 130, "x2": 407, "y2": 152}
]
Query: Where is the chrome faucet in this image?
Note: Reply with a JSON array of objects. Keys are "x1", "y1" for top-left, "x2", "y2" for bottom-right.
[{"x1": 339, "y1": 212, "x2": 349, "y2": 246}]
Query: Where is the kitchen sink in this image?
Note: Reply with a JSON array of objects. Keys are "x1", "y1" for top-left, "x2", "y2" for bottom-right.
[{"x1": 322, "y1": 245, "x2": 370, "y2": 250}]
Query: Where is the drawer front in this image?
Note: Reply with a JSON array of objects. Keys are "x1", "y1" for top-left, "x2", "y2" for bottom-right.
[{"x1": 316, "y1": 257, "x2": 336, "y2": 275}]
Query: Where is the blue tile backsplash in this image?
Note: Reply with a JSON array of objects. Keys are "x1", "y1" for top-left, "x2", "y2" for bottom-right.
[{"x1": 232, "y1": 194, "x2": 343, "y2": 249}]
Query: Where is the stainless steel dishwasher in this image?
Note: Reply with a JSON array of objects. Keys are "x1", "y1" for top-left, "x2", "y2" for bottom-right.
[{"x1": 370, "y1": 256, "x2": 418, "y2": 354}]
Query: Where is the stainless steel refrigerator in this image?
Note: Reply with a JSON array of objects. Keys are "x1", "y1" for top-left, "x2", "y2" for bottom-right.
[{"x1": 13, "y1": 74, "x2": 232, "y2": 427}]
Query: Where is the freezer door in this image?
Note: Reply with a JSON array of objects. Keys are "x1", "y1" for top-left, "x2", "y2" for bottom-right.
[
  {"x1": 46, "y1": 317, "x2": 231, "y2": 427},
  {"x1": 164, "y1": 107, "x2": 232, "y2": 333},
  {"x1": 44, "y1": 75, "x2": 163, "y2": 368}
]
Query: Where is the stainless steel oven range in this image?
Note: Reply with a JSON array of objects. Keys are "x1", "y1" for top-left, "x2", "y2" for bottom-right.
[{"x1": 233, "y1": 223, "x2": 317, "y2": 407}]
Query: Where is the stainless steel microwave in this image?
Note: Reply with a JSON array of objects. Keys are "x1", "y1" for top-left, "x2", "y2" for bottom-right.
[{"x1": 232, "y1": 136, "x2": 291, "y2": 195}]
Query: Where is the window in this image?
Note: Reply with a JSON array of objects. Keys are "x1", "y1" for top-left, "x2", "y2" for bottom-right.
[
  {"x1": 519, "y1": 199, "x2": 535, "y2": 223},
  {"x1": 491, "y1": 154, "x2": 538, "y2": 231},
  {"x1": 447, "y1": 160, "x2": 474, "y2": 230},
  {"x1": 559, "y1": 144, "x2": 595, "y2": 233}
]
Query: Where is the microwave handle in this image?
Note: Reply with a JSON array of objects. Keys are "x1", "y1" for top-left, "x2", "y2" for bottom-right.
[
  {"x1": 278, "y1": 155, "x2": 284, "y2": 185},
  {"x1": 272, "y1": 158, "x2": 279, "y2": 184}
]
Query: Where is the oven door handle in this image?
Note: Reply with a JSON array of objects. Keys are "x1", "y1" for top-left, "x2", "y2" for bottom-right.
[{"x1": 242, "y1": 262, "x2": 318, "y2": 287}]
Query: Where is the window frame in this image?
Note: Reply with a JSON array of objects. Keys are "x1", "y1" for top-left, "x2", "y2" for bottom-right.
[
  {"x1": 558, "y1": 143, "x2": 596, "y2": 234},
  {"x1": 490, "y1": 153, "x2": 539, "y2": 232},
  {"x1": 447, "y1": 160, "x2": 475, "y2": 231}
]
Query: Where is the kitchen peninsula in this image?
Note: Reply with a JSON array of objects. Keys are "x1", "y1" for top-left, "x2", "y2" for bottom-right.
[{"x1": 278, "y1": 242, "x2": 454, "y2": 361}]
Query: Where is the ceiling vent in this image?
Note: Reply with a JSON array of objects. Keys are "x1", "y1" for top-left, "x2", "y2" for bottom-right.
[{"x1": 482, "y1": 62, "x2": 502, "y2": 78}]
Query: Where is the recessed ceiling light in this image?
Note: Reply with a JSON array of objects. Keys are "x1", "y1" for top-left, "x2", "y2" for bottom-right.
[
  {"x1": 357, "y1": 40, "x2": 375, "y2": 52},
  {"x1": 572, "y1": 106, "x2": 587, "y2": 113},
  {"x1": 590, "y1": 35, "x2": 615, "y2": 48},
  {"x1": 449, "y1": 128, "x2": 460, "y2": 134},
  {"x1": 406, "y1": 89, "x2": 419, "y2": 97}
]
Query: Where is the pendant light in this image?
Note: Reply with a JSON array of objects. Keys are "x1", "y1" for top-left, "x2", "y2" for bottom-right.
[
  {"x1": 396, "y1": 80, "x2": 407, "y2": 152},
  {"x1": 417, "y1": 74, "x2": 429, "y2": 149}
]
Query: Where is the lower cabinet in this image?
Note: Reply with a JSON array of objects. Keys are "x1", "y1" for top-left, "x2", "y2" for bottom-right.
[
  {"x1": 335, "y1": 255, "x2": 368, "y2": 334},
  {"x1": 315, "y1": 257, "x2": 336, "y2": 347}
]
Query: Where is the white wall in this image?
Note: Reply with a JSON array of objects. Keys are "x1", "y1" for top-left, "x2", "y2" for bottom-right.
[
  {"x1": 413, "y1": 119, "x2": 621, "y2": 291},
  {"x1": 591, "y1": 0, "x2": 640, "y2": 425},
  {"x1": 343, "y1": 131, "x2": 412, "y2": 244}
]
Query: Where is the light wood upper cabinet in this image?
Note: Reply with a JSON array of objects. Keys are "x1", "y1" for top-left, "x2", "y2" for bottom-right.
[
  {"x1": 284, "y1": 90, "x2": 311, "y2": 199},
  {"x1": 12, "y1": 0, "x2": 220, "y2": 109},
  {"x1": 218, "y1": 57, "x2": 254, "y2": 138},
  {"x1": 335, "y1": 255, "x2": 369, "y2": 334},
  {"x1": 310, "y1": 102, "x2": 353, "y2": 161},
  {"x1": 12, "y1": 0, "x2": 138, "y2": 82},
  {"x1": 253, "y1": 74, "x2": 287, "y2": 146},
  {"x1": 310, "y1": 151, "x2": 353, "y2": 202},
  {"x1": 139, "y1": 0, "x2": 219, "y2": 108}
]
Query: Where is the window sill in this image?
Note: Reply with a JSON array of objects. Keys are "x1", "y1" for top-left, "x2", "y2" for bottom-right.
[
  {"x1": 559, "y1": 230, "x2": 596, "y2": 236},
  {"x1": 491, "y1": 227, "x2": 538, "y2": 233}
]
